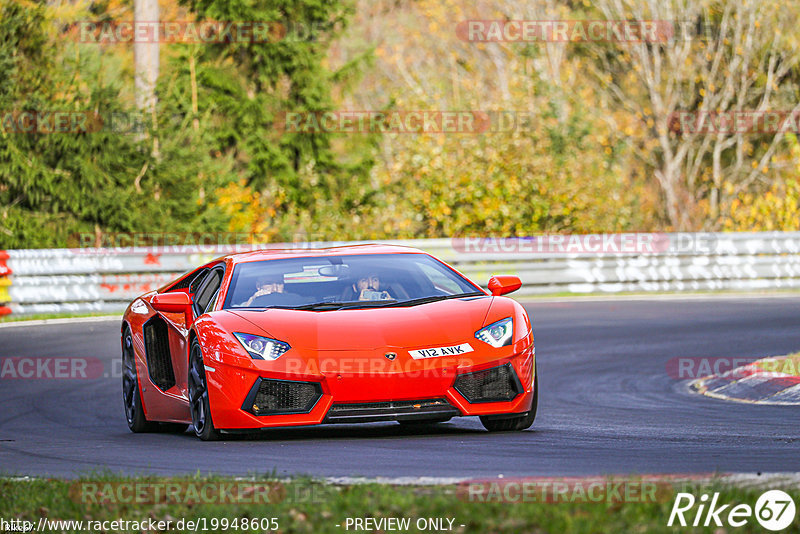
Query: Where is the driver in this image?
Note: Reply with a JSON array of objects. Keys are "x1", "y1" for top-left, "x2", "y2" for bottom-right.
[{"x1": 241, "y1": 274, "x2": 296, "y2": 306}]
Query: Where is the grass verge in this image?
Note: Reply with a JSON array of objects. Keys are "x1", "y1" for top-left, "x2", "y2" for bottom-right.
[{"x1": 1, "y1": 475, "x2": 798, "y2": 533}]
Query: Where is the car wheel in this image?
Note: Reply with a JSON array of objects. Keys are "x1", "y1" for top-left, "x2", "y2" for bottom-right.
[
  {"x1": 480, "y1": 372, "x2": 538, "y2": 432},
  {"x1": 122, "y1": 325, "x2": 158, "y2": 432},
  {"x1": 188, "y1": 338, "x2": 221, "y2": 441}
]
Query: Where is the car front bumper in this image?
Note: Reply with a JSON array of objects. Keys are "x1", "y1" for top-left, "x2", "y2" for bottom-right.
[{"x1": 203, "y1": 333, "x2": 535, "y2": 430}]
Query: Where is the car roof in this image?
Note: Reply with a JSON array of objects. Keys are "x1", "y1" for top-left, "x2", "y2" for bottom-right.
[{"x1": 222, "y1": 243, "x2": 428, "y2": 265}]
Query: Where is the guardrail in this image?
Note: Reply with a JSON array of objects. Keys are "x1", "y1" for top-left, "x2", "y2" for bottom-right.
[{"x1": 1, "y1": 232, "x2": 799, "y2": 316}]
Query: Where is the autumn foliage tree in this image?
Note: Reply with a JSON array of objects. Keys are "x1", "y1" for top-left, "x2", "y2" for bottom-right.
[{"x1": 589, "y1": 0, "x2": 800, "y2": 230}]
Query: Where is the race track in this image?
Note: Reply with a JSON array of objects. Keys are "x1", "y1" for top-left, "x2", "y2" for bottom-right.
[{"x1": 1, "y1": 297, "x2": 799, "y2": 479}]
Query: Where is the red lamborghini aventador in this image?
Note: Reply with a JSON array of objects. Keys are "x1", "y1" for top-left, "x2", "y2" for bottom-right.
[{"x1": 121, "y1": 244, "x2": 536, "y2": 440}]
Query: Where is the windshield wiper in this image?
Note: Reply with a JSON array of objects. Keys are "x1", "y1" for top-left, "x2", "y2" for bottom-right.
[
  {"x1": 380, "y1": 291, "x2": 485, "y2": 308},
  {"x1": 269, "y1": 301, "x2": 351, "y2": 310},
  {"x1": 233, "y1": 301, "x2": 384, "y2": 311},
  {"x1": 265, "y1": 301, "x2": 393, "y2": 311}
]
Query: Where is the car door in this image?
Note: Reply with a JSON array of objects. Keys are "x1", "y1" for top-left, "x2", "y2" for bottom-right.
[{"x1": 141, "y1": 264, "x2": 224, "y2": 420}]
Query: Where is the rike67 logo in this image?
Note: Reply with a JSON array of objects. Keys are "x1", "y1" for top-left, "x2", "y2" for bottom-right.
[{"x1": 668, "y1": 490, "x2": 796, "y2": 531}]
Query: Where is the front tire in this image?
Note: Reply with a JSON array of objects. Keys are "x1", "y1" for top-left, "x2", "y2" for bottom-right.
[
  {"x1": 480, "y1": 372, "x2": 538, "y2": 432},
  {"x1": 122, "y1": 325, "x2": 158, "y2": 433},
  {"x1": 188, "y1": 338, "x2": 221, "y2": 441}
]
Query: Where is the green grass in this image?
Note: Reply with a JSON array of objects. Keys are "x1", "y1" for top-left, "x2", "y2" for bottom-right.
[{"x1": 1, "y1": 475, "x2": 798, "y2": 533}]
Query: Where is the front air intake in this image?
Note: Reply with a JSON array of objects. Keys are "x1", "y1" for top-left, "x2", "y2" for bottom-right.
[
  {"x1": 324, "y1": 398, "x2": 460, "y2": 423},
  {"x1": 242, "y1": 378, "x2": 322, "y2": 416},
  {"x1": 453, "y1": 363, "x2": 522, "y2": 403}
]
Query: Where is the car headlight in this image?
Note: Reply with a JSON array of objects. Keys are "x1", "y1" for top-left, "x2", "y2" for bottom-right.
[
  {"x1": 233, "y1": 332, "x2": 291, "y2": 360},
  {"x1": 475, "y1": 318, "x2": 513, "y2": 348}
]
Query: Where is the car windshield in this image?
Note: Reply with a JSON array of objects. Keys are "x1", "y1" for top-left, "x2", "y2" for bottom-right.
[{"x1": 223, "y1": 253, "x2": 483, "y2": 310}]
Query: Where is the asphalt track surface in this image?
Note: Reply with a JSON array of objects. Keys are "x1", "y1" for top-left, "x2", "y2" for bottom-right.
[{"x1": 1, "y1": 297, "x2": 799, "y2": 479}]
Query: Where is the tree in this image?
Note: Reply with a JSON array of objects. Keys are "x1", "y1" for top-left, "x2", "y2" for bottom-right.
[
  {"x1": 589, "y1": 0, "x2": 800, "y2": 230},
  {"x1": 0, "y1": 0, "x2": 233, "y2": 248},
  {"x1": 327, "y1": 0, "x2": 651, "y2": 237},
  {"x1": 179, "y1": 0, "x2": 376, "y2": 230}
]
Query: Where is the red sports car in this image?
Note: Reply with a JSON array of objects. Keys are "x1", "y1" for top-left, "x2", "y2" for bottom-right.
[{"x1": 121, "y1": 244, "x2": 536, "y2": 440}]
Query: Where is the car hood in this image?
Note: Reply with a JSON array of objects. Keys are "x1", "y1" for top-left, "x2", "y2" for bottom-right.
[{"x1": 227, "y1": 296, "x2": 493, "y2": 351}]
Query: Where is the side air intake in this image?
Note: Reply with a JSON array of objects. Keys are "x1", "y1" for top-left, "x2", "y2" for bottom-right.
[{"x1": 143, "y1": 316, "x2": 176, "y2": 392}]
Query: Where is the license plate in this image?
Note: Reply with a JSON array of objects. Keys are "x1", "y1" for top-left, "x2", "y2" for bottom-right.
[{"x1": 408, "y1": 343, "x2": 474, "y2": 360}]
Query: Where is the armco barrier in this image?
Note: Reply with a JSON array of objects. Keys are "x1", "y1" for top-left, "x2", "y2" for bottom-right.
[{"x1": 1, "y1": 232, "x2": 799, "y2": 316}]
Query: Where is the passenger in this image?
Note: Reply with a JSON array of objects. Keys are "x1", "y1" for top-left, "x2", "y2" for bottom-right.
[{"x1": 350, "y1": 273, "x2": 394, "y2": 301}]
